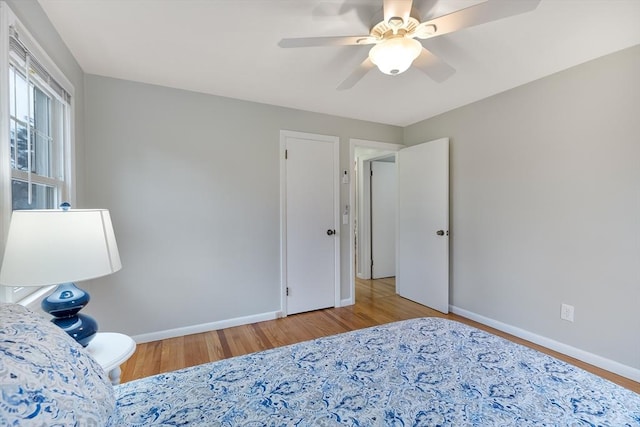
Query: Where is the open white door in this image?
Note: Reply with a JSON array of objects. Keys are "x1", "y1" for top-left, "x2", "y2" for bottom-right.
[{"x1": 396, "y1": 138, "x2": 449, "y2": 313}]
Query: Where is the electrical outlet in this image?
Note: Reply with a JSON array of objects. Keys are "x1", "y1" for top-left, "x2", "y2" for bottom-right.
[{"x1": 560, "y1": 303, "x2": 574, "y2": 322}]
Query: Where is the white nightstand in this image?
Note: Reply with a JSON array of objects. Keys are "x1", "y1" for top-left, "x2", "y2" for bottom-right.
[{"x1": 86, "y1": 332, "x2": 136, "y2": 385}]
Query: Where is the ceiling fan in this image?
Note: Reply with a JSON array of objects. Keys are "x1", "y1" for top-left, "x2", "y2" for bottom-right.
[{"x1": 279, "y1": 0, "x2": 541, "y2": 90}]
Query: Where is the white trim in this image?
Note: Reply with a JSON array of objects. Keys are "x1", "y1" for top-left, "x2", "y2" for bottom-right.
[
  {"x1": 340, "y1": 297, "x2": 354, "y2": 307},
  {"x1": 17, "y1": 284, "x2": 55, "y2": 310},
  {"x1": 132, "y1": 310, "x2": 281, "y2": 344},
  {"x1": 4, "y1": 5, "x2": 74, "y2": 97},
  {"x1": 279, "y1": 130, "x2": 341, "y2": 316},
  {"x1": 0, "y1": 2, "x2": 11, "y2": 269},
  {"x1": 348, "y1": 139, "x2": 403, "y2": 304},
  {"x1": 359, "y1": 160, "x2": 371, "y2": 280},
  {"x1": 450, "y1": 305, "x2": 640, "y2": 383},
  {"x1": 0, "y1": 2, "x2": 76, "y2": 303},
  {"x1": 332, "y1": 135, "x2": 341, "y2": 309},
  {"x1": 279, "y1": 133, "x2": 287, "y2": 316}
]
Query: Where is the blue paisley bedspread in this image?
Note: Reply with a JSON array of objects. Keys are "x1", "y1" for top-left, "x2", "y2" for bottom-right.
[{"x1": 113, "y1": 318, "x2": 640, "y2": 426}]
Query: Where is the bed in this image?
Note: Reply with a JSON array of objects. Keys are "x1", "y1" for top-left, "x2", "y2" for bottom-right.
[{"x1": 1, "y1": 303, "x2": 639, "y2": 426}]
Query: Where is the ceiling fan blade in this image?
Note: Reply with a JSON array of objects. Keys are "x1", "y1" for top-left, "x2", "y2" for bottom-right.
[
  {"x1": 418, "y1": 0, "x2": 541, "y2": 39},
  {"x1": 337, "y1": 57, "x2": 376, "y2": 90},
  {"x1": 412, "y1": 48, "x2": 455, "y2": 82},
  {"x1": 383, "y1": 0, "x2": 413, "y2": 25},
  {"x1": 278, "y1": 35, "x2": 376, "y2": 48}
]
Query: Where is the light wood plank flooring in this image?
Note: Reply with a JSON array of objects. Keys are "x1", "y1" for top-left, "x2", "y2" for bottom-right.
[{"x1": 120, "y1": 277, "x2": 640, "y2": 394}]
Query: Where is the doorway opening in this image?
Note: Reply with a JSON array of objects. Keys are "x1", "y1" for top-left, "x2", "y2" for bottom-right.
[
  {"x1": 356, "y1": 152, "x2": 398, "y2": 282},
  {"x1": 355, "y1": 276, "x2": 396, "y2": 305},
  {"x1": 348, "y1": 139, "x2": 403, "y2": 305}
]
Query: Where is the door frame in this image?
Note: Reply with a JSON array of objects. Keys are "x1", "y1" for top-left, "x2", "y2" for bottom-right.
[
  {"x1": 280, "y1": 130, "x2": 341, "y2": 316},
  {"x1": 347, "y1": 138, "x2": 403, "y2": 305}
]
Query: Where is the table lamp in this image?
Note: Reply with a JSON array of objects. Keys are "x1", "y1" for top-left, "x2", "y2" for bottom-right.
[{"x1": 0, "y1": 207, "x2": 121, "y2": 346}]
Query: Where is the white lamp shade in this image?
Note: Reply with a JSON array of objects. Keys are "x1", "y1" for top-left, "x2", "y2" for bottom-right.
[
  {"x1": 0, "y1": 209, "x2": 122, "y2": 286},
  {"x1": 369, "y1": 37, "x2": 422, "y2": 75}
]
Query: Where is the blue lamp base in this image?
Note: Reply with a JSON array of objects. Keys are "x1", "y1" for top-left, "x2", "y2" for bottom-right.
[{"x1": 41, "y1": 283, "x2": 98, "y2": 347}]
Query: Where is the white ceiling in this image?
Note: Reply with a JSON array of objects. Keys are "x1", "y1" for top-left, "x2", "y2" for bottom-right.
[{"x1": 37, "y1": 0, "x2": 640, "y2": 127}]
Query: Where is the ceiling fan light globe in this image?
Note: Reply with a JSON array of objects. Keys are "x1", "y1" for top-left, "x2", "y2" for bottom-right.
[{"x1": 369, "y1": 37, "x2": 422, "y2": 76}]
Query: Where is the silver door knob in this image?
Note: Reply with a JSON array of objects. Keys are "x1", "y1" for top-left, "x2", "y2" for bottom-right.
[{"x1": 436, "y1": 230, "x2": 445, "y2": 236}]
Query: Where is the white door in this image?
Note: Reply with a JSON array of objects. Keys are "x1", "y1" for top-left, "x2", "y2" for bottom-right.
[
  {"x1": 396, "y1": 138, "x2": 449, "y2": 313},
  {"x1": 371, "y1": 160, "x2": 396, "y2": 279},
  {"x1": 281, "y1": 131, "x2": 339, "y2": 315}
]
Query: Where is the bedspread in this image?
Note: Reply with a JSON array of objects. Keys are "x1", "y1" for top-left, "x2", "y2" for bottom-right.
[{"x1": 114, "y1": 318, "x2": 640, "y2": 426}]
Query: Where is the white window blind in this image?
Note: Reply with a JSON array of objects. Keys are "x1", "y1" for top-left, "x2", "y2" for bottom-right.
[{"x1": 9, "y1": 26, "x2": 71, "y2": 104}]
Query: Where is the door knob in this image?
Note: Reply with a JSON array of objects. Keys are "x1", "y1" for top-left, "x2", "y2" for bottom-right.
[
  {"x1": 436, "y1": 230, "x2": 445, "y2": 236},
  {"x1": 327, "y1": 229, "x2": 336, "y2": 236}
]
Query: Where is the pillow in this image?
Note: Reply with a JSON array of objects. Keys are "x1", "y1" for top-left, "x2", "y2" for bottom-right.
[{"x1": 0, "y1": 303, "x2": 116, "y2": 426}]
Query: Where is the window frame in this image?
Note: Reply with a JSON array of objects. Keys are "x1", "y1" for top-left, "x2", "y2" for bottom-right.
[
  {"x1": 9, "y1": 62, "x2": 67, "y2": 207},
  {"x1": 0, "y1": 2, "x2": 76, "y2": 303}
]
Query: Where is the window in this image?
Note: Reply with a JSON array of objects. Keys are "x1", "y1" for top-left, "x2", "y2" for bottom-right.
[
  {"x1": 9, "y1": 63, "x2": 66, "y2": 210},
  {"x1": 1, "y1": 4, "x2": 74, "y2": 303}
]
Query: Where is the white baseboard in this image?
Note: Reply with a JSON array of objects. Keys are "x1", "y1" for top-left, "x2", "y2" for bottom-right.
[
  {"x1": 340, "y1": 298, "x2": 354, "y2": 307},
  {"x1": 450, "y1": 305, "x2": 640, "y2": 383},
  {"x1": 132, "y1": 311, "x2": 280, "y2": 344}
]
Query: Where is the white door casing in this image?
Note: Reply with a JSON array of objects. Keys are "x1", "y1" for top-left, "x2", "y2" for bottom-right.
[
  {"x1": 280, "y1": 131, "x2": 340, "y2": 315},
  {"x1": 371, "y1": 160, "x2": 396, "y2": 279},
  {"x1": 396, "y1": 138, "x2": 450, "y2": 313}
]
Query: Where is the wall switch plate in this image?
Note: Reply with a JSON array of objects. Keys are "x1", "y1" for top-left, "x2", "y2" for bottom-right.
[{"x1": 560, "y1": 303, "x2": 574, "y2": 322}]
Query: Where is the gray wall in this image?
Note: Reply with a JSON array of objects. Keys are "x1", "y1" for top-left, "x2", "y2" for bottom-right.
[
  {"x1": 5, "y1": 0, "x2": 85, "y2": 203},
  {"x1": 405, "y1": 45, "x2": 640, "y2": 369},
  {"x1": 8, "y1": 0, "x2": 638, "y2": 373},
  {"x1": 83, "y1": 74, "x2": 402, "y2": 336}
]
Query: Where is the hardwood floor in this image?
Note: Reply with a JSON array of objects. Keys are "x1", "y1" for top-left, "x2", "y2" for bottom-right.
[{"x1": 120, "y1": 277, "x2": 640, "y2": 394}]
